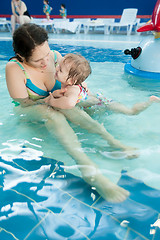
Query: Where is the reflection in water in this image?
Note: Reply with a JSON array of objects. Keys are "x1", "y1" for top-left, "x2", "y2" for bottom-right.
[
  {"x1": 0, "y1": 161, "x2": 51, "y2": 190},
  {"x1": 0, "y1": 40, "x2": 160, "y2": 239}
]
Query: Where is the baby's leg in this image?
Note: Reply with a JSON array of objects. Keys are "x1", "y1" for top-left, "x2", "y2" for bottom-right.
[
  {"x1": 98, "y1": 94, "x2": 160, "y2": 115},
  {"x1": 79, "y1": 94, "x2": 159, "y2": 115},
  {"x1": 107, "y1": 100, "x2": 152, "y2": 115}
]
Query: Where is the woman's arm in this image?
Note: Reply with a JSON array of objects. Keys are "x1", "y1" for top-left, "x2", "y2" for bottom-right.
[
  {"x1": 5, "y1": 62, "x2": 45, "y2": 107},
  {"x1": 6, "y1": 62, "x2": 28, "y2": 99},
  {"x1": 15, "y1": 1, "x2": 27, "y2": 15},
  {"x1": 11, "y1": 1, "x2": 17, "y2": 16}
]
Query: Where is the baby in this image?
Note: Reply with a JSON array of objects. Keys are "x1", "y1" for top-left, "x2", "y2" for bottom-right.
[
  {"x1": 45, "y1": 53, "x2": 91, "y2": 108},
  {"x1": 45, "y1": 53, "x2": 160, "y2": 114}
]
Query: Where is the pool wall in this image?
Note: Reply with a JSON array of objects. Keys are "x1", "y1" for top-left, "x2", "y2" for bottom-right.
[{"x1": 0, "y1": 0, "x2": 157, "y2": 17}]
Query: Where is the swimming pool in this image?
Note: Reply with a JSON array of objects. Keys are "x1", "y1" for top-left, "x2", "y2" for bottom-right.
[{"x1": 0, "y1": 33, "x2": 160, "y2": 240}]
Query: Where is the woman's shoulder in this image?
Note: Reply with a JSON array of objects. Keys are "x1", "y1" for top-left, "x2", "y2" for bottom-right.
[
  {"x1": 6, "y1": 58, "x2": 17, "y2": 66},
  {"x1": 6, "y1": 59, "x2": 22, "y2": 72}
]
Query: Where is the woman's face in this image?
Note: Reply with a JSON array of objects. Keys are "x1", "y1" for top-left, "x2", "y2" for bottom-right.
[{"x1": 28, "y1": 41, "x2": 51, "y2": 71}]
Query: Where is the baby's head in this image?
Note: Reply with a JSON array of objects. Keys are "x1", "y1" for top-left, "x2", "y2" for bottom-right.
[{"x1": 63, "y1": 53, "x2": 91, "y2": 85}]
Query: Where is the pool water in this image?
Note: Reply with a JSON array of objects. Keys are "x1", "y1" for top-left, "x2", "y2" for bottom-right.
[{"x1": 0, "y1": 36, "x2": 160, "y2": 240}]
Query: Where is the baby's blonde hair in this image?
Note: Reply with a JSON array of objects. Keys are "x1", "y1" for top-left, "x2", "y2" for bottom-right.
[{"x1": 63, "y1": 53, "x2": 91, "y2": 85}]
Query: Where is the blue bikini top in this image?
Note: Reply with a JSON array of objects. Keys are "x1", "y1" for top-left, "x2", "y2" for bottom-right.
[{"x1": 10, "y1": 51, "x2": 61, "y2": 98}]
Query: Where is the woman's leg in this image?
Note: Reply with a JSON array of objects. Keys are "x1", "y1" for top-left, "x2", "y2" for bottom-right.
[
  {"x1": 59, "y1": 107, "x2": 137, "y2": 159},
  {"x1": 11, "y1": 15, "x2": 16, "y2": 33},
  {"x1": 19, "y1": 15, "x2": 31, "y2": 25},
  {"x1": 15, "y1": 105, "x2": 129, "y2": 202}
]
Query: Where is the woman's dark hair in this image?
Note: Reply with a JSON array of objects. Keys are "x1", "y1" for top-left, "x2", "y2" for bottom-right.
[{"x1": 12, "y1": 23, "x2": 48, "y2": 62}]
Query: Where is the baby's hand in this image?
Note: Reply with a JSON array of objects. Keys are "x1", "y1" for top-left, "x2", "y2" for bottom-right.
[{"x1": 52, "y1": 88, "x2": 67, "y2": 98}]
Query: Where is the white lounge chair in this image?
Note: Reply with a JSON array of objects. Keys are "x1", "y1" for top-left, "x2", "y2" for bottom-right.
[
  {"x1": 83, "y1": 18, "x2": 104, "y2": 34},
  {"x1": 82, "y1": 18, "x2": 115, "y2": 34},
  {"x1": 108, "y1": 8, "x2": 138, "y2": 35},
  {"x1": 31, "y1": 18, "x2": 54, "y2": 32},
  {"x1": 73, "y1": 18, "x2": 90, "y2": 33},
  {"x1": 53, "y1": 19, "x2": 81, "y2": 33},
  {"x1": 103, "y1": 18, "x2": 115, "y2": 34},
  {"x1": 0, "y1": 18, "x2": 11, "y2": 32}
]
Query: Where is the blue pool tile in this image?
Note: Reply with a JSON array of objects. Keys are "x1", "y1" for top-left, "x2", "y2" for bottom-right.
[
  {"x1": 118, "y1": 171, "x2": 160, "y2": 213},
  {"x1": 0, "y1": 195, "x2": 49, "y2": 239},
  {"x1": 26, "y1": 210, "x2": 87, "y2": 240},
  {"x1": 127, "y1": 230, "x2": 149, "y2": 240},
  {"x1": 94, "y1": 172, "x2": 160, "y2": 240},
  {"x1": 60, "y1": 199, "x2": 128, "y2": 240},
  {"x1": 1, "y1": 155, "x2": 160, "y2": 240},
  {"x1": 153, "y1": 227, "x2": 160, "y2": 240},
  {"x1": 0, "y1": 230, "x2": 17, "y2": 240}
]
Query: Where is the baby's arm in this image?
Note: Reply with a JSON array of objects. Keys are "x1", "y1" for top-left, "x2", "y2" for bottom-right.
[
  {"x1": 52, "y1": 88, "x2": 67, "y2": 98},
  {"x1": 45, "y1": 86, "x2": 80, "y2": 109}
]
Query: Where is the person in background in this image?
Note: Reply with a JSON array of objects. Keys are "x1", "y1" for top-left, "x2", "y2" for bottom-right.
[
  {"x1": 59, "y1": 4, "x2": 67, "y2": 19},
  {"x1": 43, "y1": 0, "x2": 52, "y2": 21},
  {"x1": 11, "y1": 0, "x2": 31, "y2": 33}
]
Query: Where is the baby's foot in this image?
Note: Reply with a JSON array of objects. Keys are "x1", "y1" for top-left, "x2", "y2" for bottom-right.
[{"x1": 150, "y1": 95, "x2": 160, "y2": 102}]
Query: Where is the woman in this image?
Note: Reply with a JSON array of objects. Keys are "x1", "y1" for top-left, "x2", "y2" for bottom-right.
[
  {"x1": 11, "y1": 0, "x2": 31, "y2": 33},
  {"x1": 5, "y1": 23, "x2": 133, "y2": 203}
]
